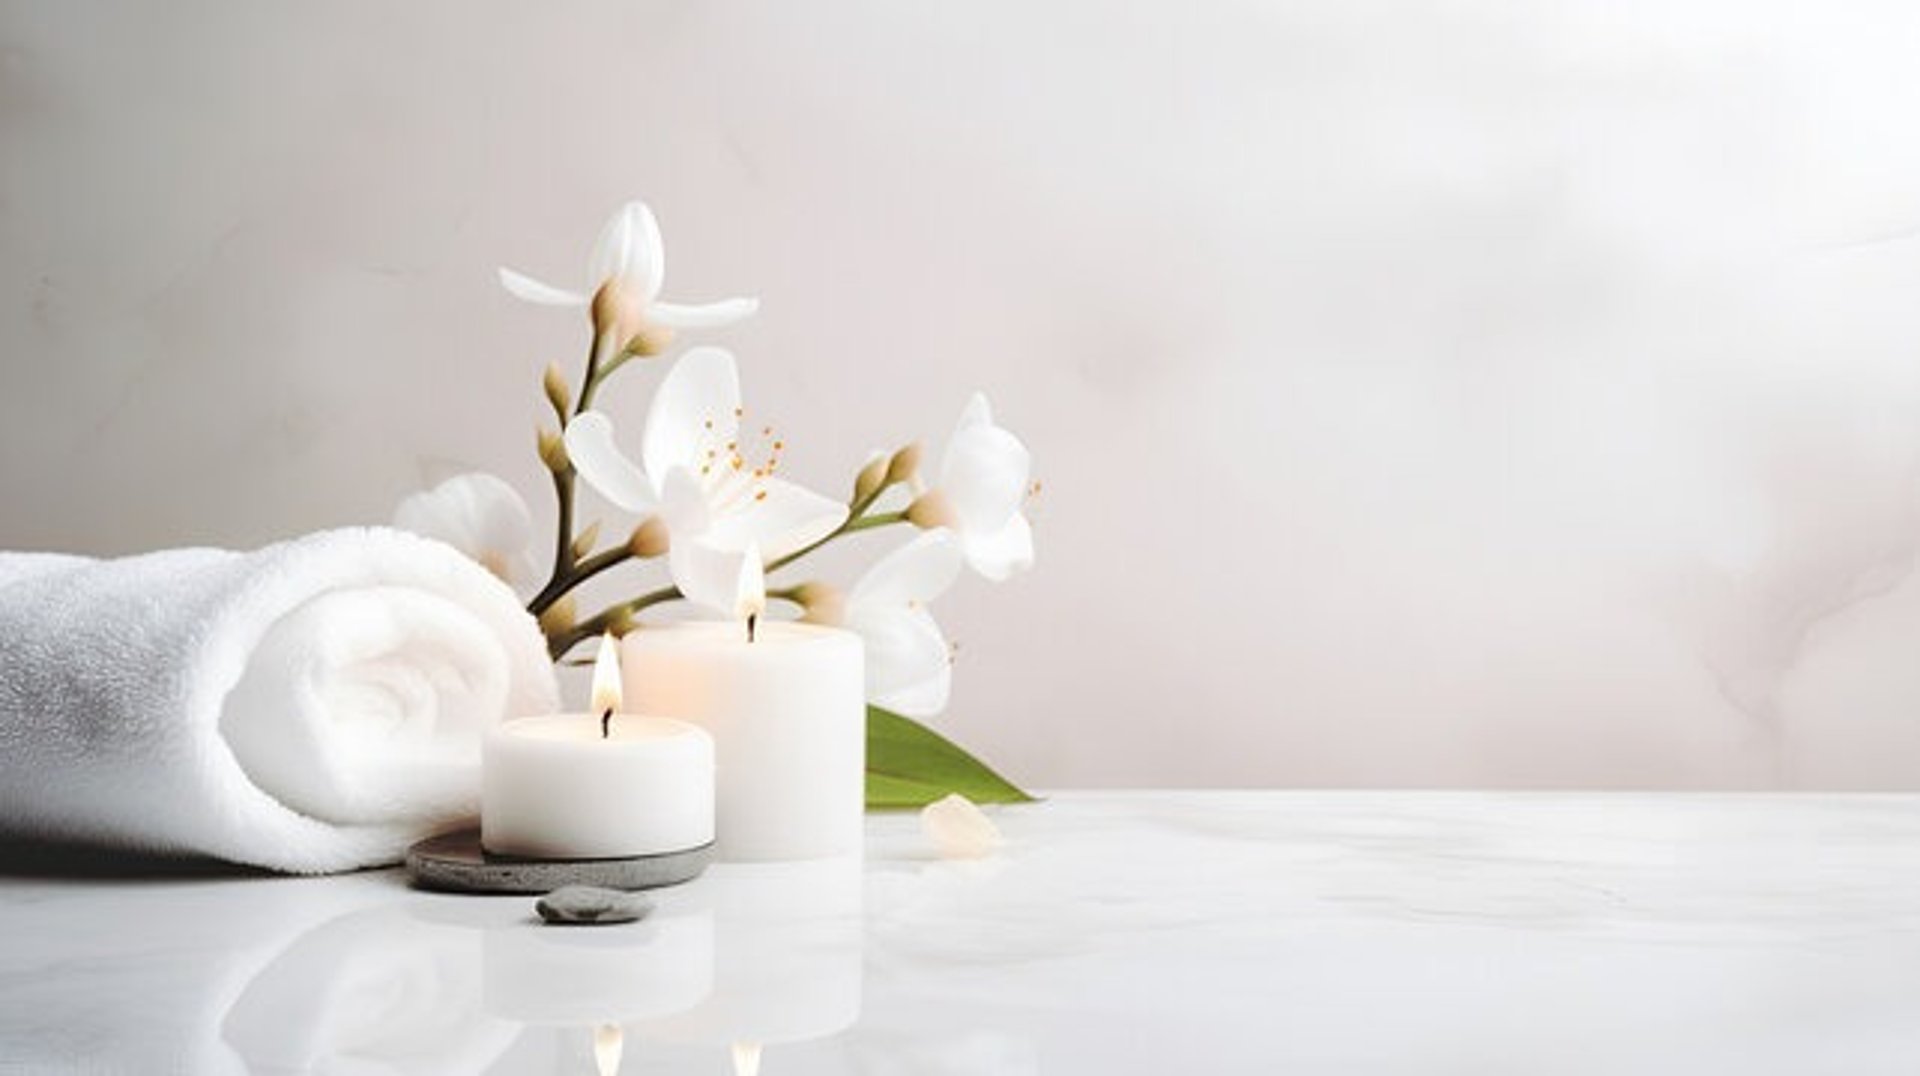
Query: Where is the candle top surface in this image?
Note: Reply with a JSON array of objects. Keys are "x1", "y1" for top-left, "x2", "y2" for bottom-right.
[
  {"x1": 500, "y1": 713, "x2": 706, "y2": 743},
  {"x1": 621, "y1": 619, "x2": 855, "y2": 649}
]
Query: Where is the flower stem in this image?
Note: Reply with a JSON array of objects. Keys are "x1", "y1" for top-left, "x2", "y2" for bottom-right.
[
  {"x1": 847, "y1": 510, "x2": 908, "y2": 532},
  {"x1": 550, "y1": 584, "x2": 681, "y2": 659},
  {"x1": 546, "y1": 467, "x2": 576, "y2": 594},
  {"x1": 764, "y1": 508, "x2": 908, "y2": 575},
  {"x1": 528, "y1": 543, "x2": 637, "y2": 615},
  {"x1": 531, "y1": 330, "x2": 636, "y2": 619}
]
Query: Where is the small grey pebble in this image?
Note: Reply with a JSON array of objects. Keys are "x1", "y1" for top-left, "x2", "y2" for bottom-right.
[{"x1": 535, "y1": 885, "x2": 655, "y2": 925}]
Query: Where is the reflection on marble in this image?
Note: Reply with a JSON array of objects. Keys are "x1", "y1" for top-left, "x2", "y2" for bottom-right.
[
  {"x1": 222, "y1": 905, "x2": 518, "y2": 1073},
  {"x1": 5, "y1": 792, "x2": 1920, "y2": 1073},
  {"x1": 641, "y1": 858, "x2": 864, "y2": 1051}
]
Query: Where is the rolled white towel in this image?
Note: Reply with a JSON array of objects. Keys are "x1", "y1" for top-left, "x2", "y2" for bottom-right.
[{"x1": 0, "y1": 527, "x2": 559, "y2": 872}]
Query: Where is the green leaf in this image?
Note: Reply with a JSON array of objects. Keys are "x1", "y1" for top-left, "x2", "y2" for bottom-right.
[{"x1": 865, "y1": 705, "x2": 1037, "y2": 810}]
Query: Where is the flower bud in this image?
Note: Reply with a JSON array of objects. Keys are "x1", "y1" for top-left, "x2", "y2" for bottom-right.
[
  {"x1": 886, "y1": 443, "x2": 923, "y2": 486},
  {"x1": 622, "y1": 323, "x2": 676, "y2": 358},
  {"x1": 627, "y1": 516, "x2": 670, "y2": 558},
  {"x1": 794, "y1": 581, "x2": 846, "y2": 626},
  {"x1": 542, "y1": 362, "x2": 570, "y2": 416},
  {"x1": 537, "y1": 595, "x2": 576, "y2": 637},
  {"x1": 603, "y1": 606, "x2": 636, "y2": 637},
  {"x1": 852, "y1": 454, "x2": 889, "y2": 502},
  {"x1": 906, "y1": 491, "x2": 957, "y2": 529},
  {"x1": 537, "y1": 427, "x2": 569, "y2": 473},
  {"x1": 590, "y1": 278, "x2": 646, "y2": 344},
  {"x1": 570, "y1": 520, "x2": 602, "y2": 560}
]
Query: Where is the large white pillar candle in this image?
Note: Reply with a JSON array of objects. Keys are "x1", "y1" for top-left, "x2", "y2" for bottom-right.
[
  {"x1": 482, "y1": 635, "x2": 715, "y2": 859},
  {"x1": 621, "y1": 622, "x2": 865, "y2": 862}
]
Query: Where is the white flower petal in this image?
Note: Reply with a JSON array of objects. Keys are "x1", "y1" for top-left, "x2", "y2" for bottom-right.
[
  {"x1": 563, "y1": 411, "x2": 658, "y2": 513},
  {"x1": 650, "y1": 298, "x2": 760, "y2": 330},
  {"x1": 702, "y1": 477, "x2": 849, "y2": 561},
  {"x1": 392, "y1": 473, "x2": 534, "y2": 582},
  {"x1": 939, "y1": 423, "x2": 1032, "y2": 534},
  {"x1": 850, "y1": 605, "x2": 952, "y2": 717},
  {"x1": 497, "y1": 267, "x2": 585, "y2": 306},
  {"x1": 643, "y1": 348, "x2": 740, "y2": 485},
  {"x1": 962, "y1": 512, "x2": 1034, "y2": 582},
  {"x1": 669, "y1": 539, "x2": 755, "y2": 618},
  {"x1": 921, "y1": 793, "x2": 1003, "y2": 859},
  {"x1": 954, "y1": 391, "x2": 994, "y2": 435},
  {"x1": 851, "y1": 530, "x2": 964, "y2": 607},
  {"x1": 659, "y1": 465, "x2": 713, "y2": 537},
  {"x1": 876, "y1": 671, "x2": 953, "y2": 719},
  {"x1": 588, "y1": 201, "x2": 664, "y2": 299}
]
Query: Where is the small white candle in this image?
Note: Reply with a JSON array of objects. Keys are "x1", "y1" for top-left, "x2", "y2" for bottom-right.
[
  {"x1": 482, "y1": 635, "x2": 715, "y2": 859},
  {"x1": 620, "y1": 556, "x2": 865, "y2": 862}
]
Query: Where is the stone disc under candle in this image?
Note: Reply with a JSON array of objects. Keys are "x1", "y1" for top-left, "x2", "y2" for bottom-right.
[{"x1": 404, "y1": 829, "x2": 713, "y2": 894}]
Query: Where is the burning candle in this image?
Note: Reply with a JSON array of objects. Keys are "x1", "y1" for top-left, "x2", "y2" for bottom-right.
[
  {"x1": 481, "y1": 634, "x2": 715, "y2": 859},
  {"x1": 620, "y1": 551, "x2": 865, "y2": 861}
]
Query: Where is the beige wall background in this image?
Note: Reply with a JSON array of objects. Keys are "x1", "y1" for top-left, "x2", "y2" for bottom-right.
[{"x1": 7, "y1": 1, "x2": 1920, "y2": 788}]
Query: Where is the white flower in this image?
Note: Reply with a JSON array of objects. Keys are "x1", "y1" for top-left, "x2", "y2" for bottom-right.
[
  {"x1": 921, "y1": 793, "x2": 1004, "y2": 859},
  {"x1": 393, "y1": 473, "x2": 538, "y2": 587},
  {"x1": 497, "y1": 201, "x2": 758, "y2": 330},
  {"x1": 912, "y1": 394, "x2": 1035, "y2": 581},
  {"x1": 833, "y1": 530, "x2": 963, "y2": 716},
  {"x1": 562, "y1": 348, "x2": 847, "y2": 615}
]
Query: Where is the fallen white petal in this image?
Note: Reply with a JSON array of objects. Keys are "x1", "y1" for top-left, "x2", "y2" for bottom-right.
[{"x1": 921, "y1": 793, "x2": 1004, "y2": 859}]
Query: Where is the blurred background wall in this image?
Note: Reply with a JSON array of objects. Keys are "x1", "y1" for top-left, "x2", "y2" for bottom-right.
[{"x1": 6, "y1": 0, "x2": 1920, "y2": 788}]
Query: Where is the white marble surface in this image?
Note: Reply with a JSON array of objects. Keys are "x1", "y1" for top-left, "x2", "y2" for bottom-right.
[{"x1": 3, "y1": 792, "x2": 1918, "y2": 1073}]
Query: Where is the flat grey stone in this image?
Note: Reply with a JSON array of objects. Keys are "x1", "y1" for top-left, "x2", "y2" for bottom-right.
[
  {"x1": 536, "y1": 885, "x2": 654, "y2": 925},
  {"x1": 404, "y1": 829, "x2": 712, "y2": 895}
]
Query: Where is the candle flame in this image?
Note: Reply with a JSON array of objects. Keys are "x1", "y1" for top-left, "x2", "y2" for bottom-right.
[
  {"x1": 734, "y1": 543, "x2": 767, "y2": 634},
  {"x1": 589, "y1": 632, "x2": 622, "y2": 717},
  {"x1": 731, "y1": 1042, "x2": 762, "y2": 1076},
  {"x1": 594, "y1": 1024, "x2": 624, "y2": 1076}
]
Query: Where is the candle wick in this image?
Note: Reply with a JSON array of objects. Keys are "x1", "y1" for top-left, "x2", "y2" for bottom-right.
[
  {"x1": 601, "y1": 707, "x2": 612, "y2": 740},
  {"x1": 747, "y1": 613, "x2": 758, "y2": 644}
]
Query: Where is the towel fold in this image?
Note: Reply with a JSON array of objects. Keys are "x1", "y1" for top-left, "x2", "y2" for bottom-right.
[{"x1": 0, "y1": 527, "x2": 559, "y2": 872}]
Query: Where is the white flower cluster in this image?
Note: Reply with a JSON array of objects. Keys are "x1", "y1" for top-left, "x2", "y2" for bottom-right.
[{"x1": 396, "y1": 202, "x2": 1035, "y2": 717}]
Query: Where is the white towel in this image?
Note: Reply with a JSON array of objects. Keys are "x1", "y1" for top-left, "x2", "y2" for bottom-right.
[{"x1": 0, "y1": 527, "x2": 559, "y2": 873}]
